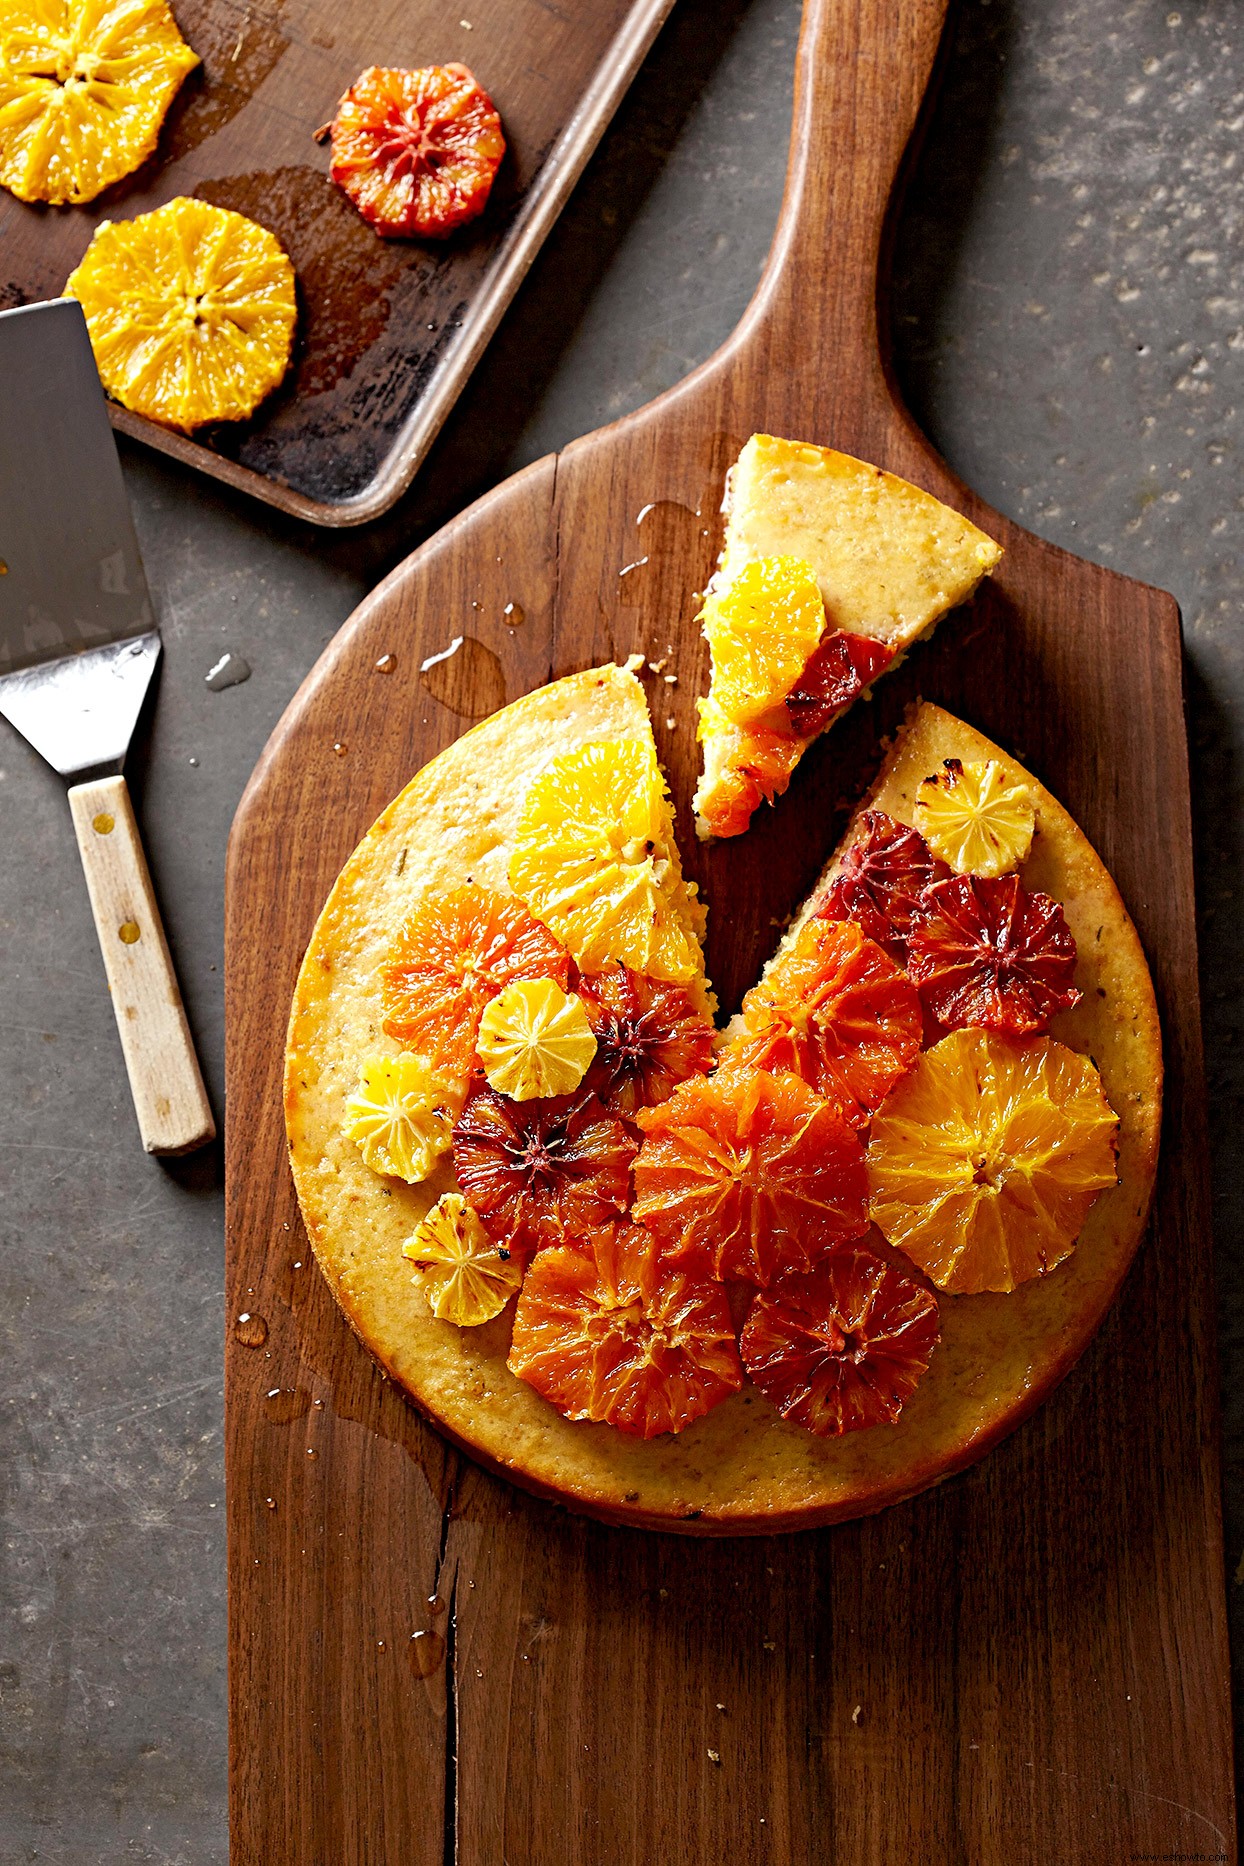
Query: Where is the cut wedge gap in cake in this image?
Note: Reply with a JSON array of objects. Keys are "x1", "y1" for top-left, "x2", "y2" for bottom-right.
[{"x1": 693, "y1": 435, "x2": 1004, "y2": 840}]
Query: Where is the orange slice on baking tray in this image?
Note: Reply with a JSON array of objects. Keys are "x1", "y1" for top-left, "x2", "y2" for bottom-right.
[{"x1": 328, "y1": 62, "x2": 504, "y2": 239}]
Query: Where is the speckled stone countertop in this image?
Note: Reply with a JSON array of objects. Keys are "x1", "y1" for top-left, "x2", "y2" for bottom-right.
[{"x1": 2, "y1": 1, "x2": 1240, "y2": 1856}]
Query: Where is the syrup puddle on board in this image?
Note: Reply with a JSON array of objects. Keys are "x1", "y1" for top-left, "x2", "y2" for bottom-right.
[{"x1": 420, "y1": 635, "x2": 505, "y2": 718}]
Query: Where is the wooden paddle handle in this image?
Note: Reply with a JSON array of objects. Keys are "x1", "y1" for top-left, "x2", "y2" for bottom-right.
[
  {"x1": 68, "y1": 775, "x2": 215, "y2": 1156},
  {"x1": 747, "y1": 0, "x2": 952, "y2": 404}
]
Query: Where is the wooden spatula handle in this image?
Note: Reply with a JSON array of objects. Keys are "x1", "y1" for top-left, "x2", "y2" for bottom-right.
[{"x1": 67, "y1": 775, "x2": 215, "y2": 1156}]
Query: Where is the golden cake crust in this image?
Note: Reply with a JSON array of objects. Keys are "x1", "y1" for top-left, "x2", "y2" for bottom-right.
[{"x1": 286, "y1": 684, "x2": 1161, "y2": 1536}]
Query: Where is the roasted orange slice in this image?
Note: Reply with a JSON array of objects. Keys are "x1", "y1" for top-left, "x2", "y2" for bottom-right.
[
  {"x1": 914, "y1": 757, "x2": 1036, "y2": 877},
  {"x1": 867, "y1": 1029, "x2": 1119, "y2": 1294},
  {"x1": 632, "y1": 1069, "x2": 868, "y2": 1287},
  {"x1": 382, "y1": 885, "x2": 568, "y2": 1082},
  {"x1": 65, "y1": 199, "x2": 296, "y2": 432},
  {"x1": 578, "y1": 965, "x2": 715, "y2": 1116},
  {"x1": 907, "y1": 873, "x2": 1080, "y2": 1034},
  {"x1": 740, "y1": 1250, "x2": 940, "y2": 1435},
  {"x1": 328, "y1": 63, "x2": 504, "y2": 239},
  {"x1": 730, "y1": 918, "x2": 922, "y2": 1125},
  {"x1": 343, "y1": 1053, "x2": 453, "y2": 1183},
  {"x1": 813, "y1": 810, "x2": 949, "y2": 962},
  {"x1": 476, "y1": 978, "x2": 596, "y2": 1101},
  {"x1": 402, "y1": 1193, "x2": 521, "y2": 1327},
  {"x1": 0, "y1": 0, "x2": 198, "y2": 205},
  {"x1": 452, "y1": 1085, "x2": 635, "y2": 1261},
  {"x1": 508, "y1": 1224, "x2": 742, "y2": 1438}
]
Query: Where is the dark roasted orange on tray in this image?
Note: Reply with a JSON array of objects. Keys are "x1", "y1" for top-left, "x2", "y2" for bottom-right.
[
  {"x1": 284, "y1": 446, "x2": 1162, "y2": 1531},
  {"x1": 327, "y1": 63, "x2": 505, "y2": 239}
]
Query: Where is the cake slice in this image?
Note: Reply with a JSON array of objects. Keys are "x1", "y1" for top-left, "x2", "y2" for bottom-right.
[{"x1": 693, "y1": 435, "x2": 1003, "y2": 839}]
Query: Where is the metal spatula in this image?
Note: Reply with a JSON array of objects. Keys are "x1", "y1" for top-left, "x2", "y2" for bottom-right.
[{"x1": 0, "y1": 298, "x2": 214, "y2": 1156}]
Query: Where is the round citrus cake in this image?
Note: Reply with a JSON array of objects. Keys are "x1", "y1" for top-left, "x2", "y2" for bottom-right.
[{"x1": 284, "y1": 659, "x2": 1161, "y2": 1534}]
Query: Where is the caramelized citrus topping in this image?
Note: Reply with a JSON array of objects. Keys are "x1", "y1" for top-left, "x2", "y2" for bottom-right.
[
  {"x1": 476, "y1": 978, "x2": 596, "y2": 1101},
  {"x1": 578, "y1": 965, "x2": 715, "y2": 1116},
  {"x1": 343, "y1": 1053, "x2": 453, "y2": 1182},
  {"x1": 381, "y1": 885, "x2": 569, "y2": 1082},
  {"x1": 509, "y1": 736, "x2": 703, "y2": 985},
  {"x1": 0, "y1": 0, "x2": 198, "y2": 205},
  {"x1": 65, "y1": 199, "x2": 296, "y2": 433},
  {"x1": 328, "y1": 63, "x2": 504, "y2": 239},
  {"x1": 508, "y1": 1224, "x2": 742, "y2": 1438},
  {"x1": 695, "y1": 716, "x2": 803, "y2": 840},
  {"x1": 813, "y1": 810, "x2": 949, "y2": 962},
  {"x1": 868, "y1": 1029, "x2": 1118, "y2": 1294},
  {"x1": 914, "y1": 757, "x2": 1036, "y2": 877},
  {"x1": 907, "y1": 873, "x2": 1080, "y2": 1034},
  {"x1": 731, "y1": 918, "x2": 922, "y2": 1125},
  {"x1": 700, "y1": 555, "x2": 827, "y2": 726},
  {"x1": 741, "y1": 1250, "x2": 939, "y2": 1435},
  {"x1": 784, "y1": 631, "x2": 894, "y2": 739},
  {"x1": 403, "y1": 1192, "x2": 521, "y2": 1326},
  {"x1": 632, "y1": 1069, "x2": 869, "y2": 1288},
  {"x1": 452, "y1": 1085, "x2": 635, "y2": 1261}
]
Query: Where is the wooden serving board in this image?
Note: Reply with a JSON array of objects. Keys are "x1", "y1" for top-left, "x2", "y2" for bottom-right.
[
  {"x1": 224, "y1": 0, "x2": 1237, "y2": 1857},
  {"x1": 0, "y1": 0, "x2": 675, "y2": 525}
]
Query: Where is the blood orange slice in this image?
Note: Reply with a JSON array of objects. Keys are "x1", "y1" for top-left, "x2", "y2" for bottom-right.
[
  {"x1": 632, "y1": 1069, "x2": 868, "y2": 1287},
  {"x1": 731, "y1": 918, "x2": 922, "y2": 1124},
  {"x1": 452, "y1": 1086, "x2": 635, "y2": 1260},
  {"x1": 741, "y1": 1251, "x2": 939, "y2": 1435},
  {"x1": 784, "y1": 631, "x2": 894, "y2": 739},
  {"x1": 814, "y1": 810, "x2": 950, "y2": 961},
  {"x1": 508, "y1": 1224, "x2": 742, "y2": 1438},
  {"x1": 328, "y1": 64, "x2": 505, "y2": 239},
  {"x1": 907, "y1": 873, "x2": 1080, "y2": 1034},
  {"x1": 578, "y1": 965, "x2": 715, "y2": 1116},
  {"x1": 381, "y1": 886, "x2": 568, "y2": 1081}
]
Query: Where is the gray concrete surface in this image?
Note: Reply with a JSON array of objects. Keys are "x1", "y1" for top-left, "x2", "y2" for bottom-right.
[{"x1": 2, "y1": 0, "x2": 1240, "y2": 1856}]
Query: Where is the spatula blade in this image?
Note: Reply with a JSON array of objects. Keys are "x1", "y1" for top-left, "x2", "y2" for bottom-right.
[{"x1": 0, "y1": 298, "x2": 157, "y2": 777}]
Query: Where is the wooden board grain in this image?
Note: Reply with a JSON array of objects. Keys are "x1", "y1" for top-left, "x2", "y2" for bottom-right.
[
  {"x1": 224, "y1": 0, "x2": 1238, "y2": 1858},
  {"x1": 0, "y1": 0, "x2": 675, "y2": 525}
]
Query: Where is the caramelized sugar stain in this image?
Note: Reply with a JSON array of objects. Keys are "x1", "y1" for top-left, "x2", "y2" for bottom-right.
[
  {"x1": 196, "y1": 166, "x2": 410, "y2": 394},
  {"x1": 421, "y1": 637, "x2": 506, "y2": 718},
  {"x1": 161, "y1": 0, "x2": 291, "y2": 164}
]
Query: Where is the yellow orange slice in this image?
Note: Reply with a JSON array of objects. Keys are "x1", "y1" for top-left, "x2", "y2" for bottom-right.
[
  {"x1": 699, "y1": 554, "x2": 826, "y2": 726},
  {"x1": 65, "y1": 198, "x2": 296, "y2": 431},
  {"x1": 509, "y1": 736, "x2": 704, "y2": 986},
  {"x1": 343, "y1": 1053, "x2": 453, "y2": 1182},
  {"x1": 0, "y1": 0, "x2": 198, "y2": 205},
  {"x1": 476, "y1": 978, "x2": 597, "y2": 1101},
  {"x1": 403, "y1": 1193, "x2": 522, "y2": 1326},
  {"x1": 914, "y1": 757, "x2": 1036, "y2": 877},
  {"x1": 867, "y1": 1028, "x2": 1118, "y2": 1295}
]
